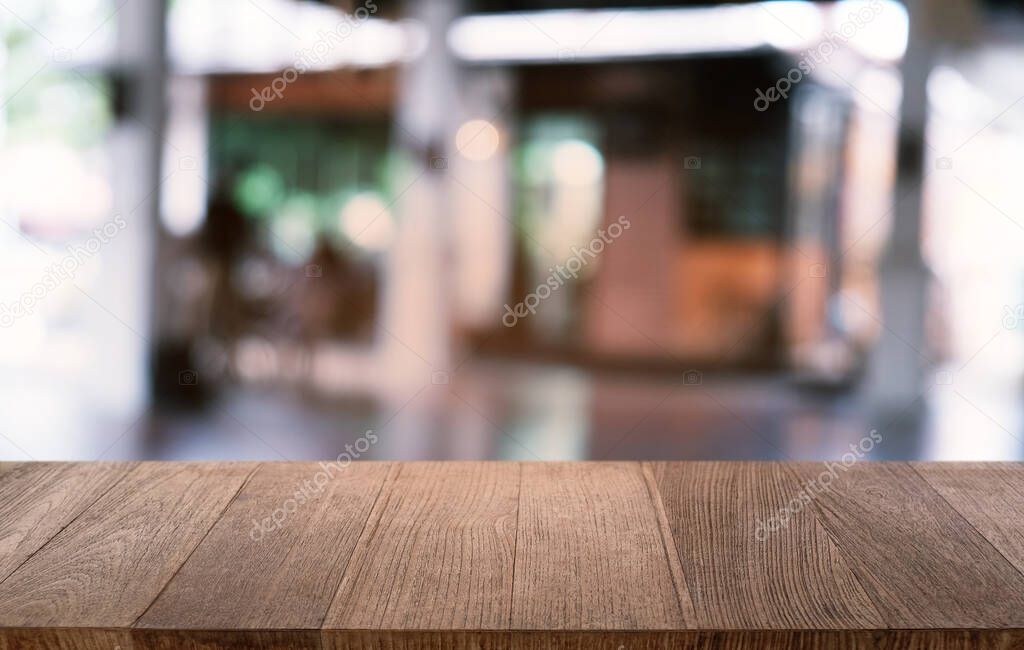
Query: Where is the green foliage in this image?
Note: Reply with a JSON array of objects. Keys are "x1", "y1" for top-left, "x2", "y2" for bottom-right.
[{"x1": 212, "y1": 116, "x2": 396, "y2": 251}]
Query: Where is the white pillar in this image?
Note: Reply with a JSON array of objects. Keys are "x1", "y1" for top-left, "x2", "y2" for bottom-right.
[
  {"x1": 864, "y1": 0, "x2": 937, "y2": 411},
  {"x1": 376, "y1": 0, "x2": 461, "y2": 456},
  {"x1": 83, "y1": 0, "x2": 165, "y2": 415}
]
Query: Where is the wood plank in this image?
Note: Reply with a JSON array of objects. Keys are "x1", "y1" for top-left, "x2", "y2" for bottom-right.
[
  {"x1": 510, "y1": 462, "x2": 691, "y2": 630},
  {"x1": 914, "y1": 462, "x2": 1024, "y2": 578},
  {"x1": 647, "y1": 462, "x2": 883, "y2": 629},
  {"x1": 132, "y1": 628, "x2": 319, "y2": 649},
  {"x1": 5, "y1": 628, "x2": 1024, "y2": 650},
  {"x1": 4, "y1": 461, "x2": 1024, "y2": 649},
  {"x1": 0, "y1": 628, "x2": 133, "y2": 650},
  {"x1": 795, "y1": 462, "x2": 1024, "y2": 628},
  {"x1": 0, "y1": 462, "x2": 132, "y2": 583},
  {"x1": 317, "y1": 629, "x2": 1024, "y2": 649},
  {"x1": 0, "y1": 628, "x2": 321, "y2": 650},
  {"x1": 137, "y1": 462, "x2": 391, "y2": 632},
  {"x1": 322, "y1": 462, "x2": 519, "y2": 635},
  {"x1": 0, "y1": 462, "x2": 256, "y2": 629}
]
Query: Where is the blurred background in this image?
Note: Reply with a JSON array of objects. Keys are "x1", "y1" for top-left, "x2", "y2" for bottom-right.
[{"x1": 1, "y1": 0, "x2": 1023, "y2": 462}]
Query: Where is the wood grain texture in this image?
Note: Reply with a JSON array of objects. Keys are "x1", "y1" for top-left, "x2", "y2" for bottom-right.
[
  {"x1": 510, "y1": 462, "x2": 690, "y2": 630},
  {"x1": 138, "y1": 462, "x2": 390, "y2": 632},
  {"x1": 794, "y1": 462, "x2": 1024, "y2": 628},
  {"x1": 318, "y1": 630, "x2": 1024, "y2": 650},
  {"x1": 914, "y1": 462, "x2": 1024, "y2": 578},
  {"x1": 0, "y1": 462, "x2": 256, "y2": 628},
  {"x1": 3, "y1": 461, "x2": 1024, "y2": 650},
  {"x1": 4, "y1": 629, "x2": 1023, "y2": 650},
  {"x1": 0, "y1": 463, "x2": 131, "y2": 582},
  {"x1": 0, "y1": 628, "x2": 134, "y2": 650},
  {"x1": 647, "y1": 462, "x2": 883, "y2": 629},
  {"x1": 132, "y1": 628, "x2": 320, "y2": 650},
  {"x1": 323, "y1": 462, "x2": 519, "y2": 632}
]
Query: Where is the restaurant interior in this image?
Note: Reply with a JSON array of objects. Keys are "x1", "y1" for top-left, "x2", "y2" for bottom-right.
[{"x1": 2, "y1": 0, "x2": 1023, "y2": 463}]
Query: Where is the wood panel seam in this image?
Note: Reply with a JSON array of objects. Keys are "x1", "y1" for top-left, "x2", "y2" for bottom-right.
[
  {"x1": 910, "y1": 463, "x2": 1024, "y2": 585},
  {"x1": 7, "y1": 461, "x2": 1024, "y2": 640},
  {"x1": 317, "y1": 462, "x2": 396, "y2": 632},
  {"x1": 508, "y1": 461, "x2": 522, "y2": 629},
  {"x1": 792, "y1": 461, "x2": 1024, "y2": 628},
  {"x1": 130, "y1": 462, "x2": 263, "y2": 628},
  {"x1": 0, "y1": 463, "x2": 134, "y2": 586},
  {"x1": 807, "y1": 500, "x2": 888, "y2": 626},
  {"x1": 779, "y1": 462, "x2": 888, "y2": 627},
  {"x1": 640, "y1": 462, "x2": 697, "y2": 627}
]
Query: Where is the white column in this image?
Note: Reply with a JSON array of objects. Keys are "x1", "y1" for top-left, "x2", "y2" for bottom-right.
[
  {"x1": 376, "y1": 0, "x2": 461, "y2": 456},
  {"x1": 864, "y1": 0, "x2": 938, "y2": 411},
  {"x1": 83, "y1": 0, "x2": 165, "y2": 415}
]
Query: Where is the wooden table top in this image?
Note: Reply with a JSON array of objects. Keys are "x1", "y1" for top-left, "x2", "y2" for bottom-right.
[{"x1": 0, "y1": 461, "x2": 1022, "y2": 649}]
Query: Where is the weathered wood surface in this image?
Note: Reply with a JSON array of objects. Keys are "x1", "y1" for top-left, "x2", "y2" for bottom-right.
[{"x1": 1, "y1": 461, "x2": 1022, "y2": 649}]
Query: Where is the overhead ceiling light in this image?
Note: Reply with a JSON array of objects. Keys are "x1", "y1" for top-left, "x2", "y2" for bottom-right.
[
  {"x1": 340, "y1": 192, "x2": 394, "y2": 252},
  {"x1": 455, "y1": 119, "x2": 501, "y2": 162},
  {"x1": 449, "y1": 2, "x2": 907, "y2": 64}
]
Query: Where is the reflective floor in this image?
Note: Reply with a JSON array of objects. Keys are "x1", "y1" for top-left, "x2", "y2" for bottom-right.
[{"x1": 4, "y1": 357, "x2": 1022, "y2": 462}]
